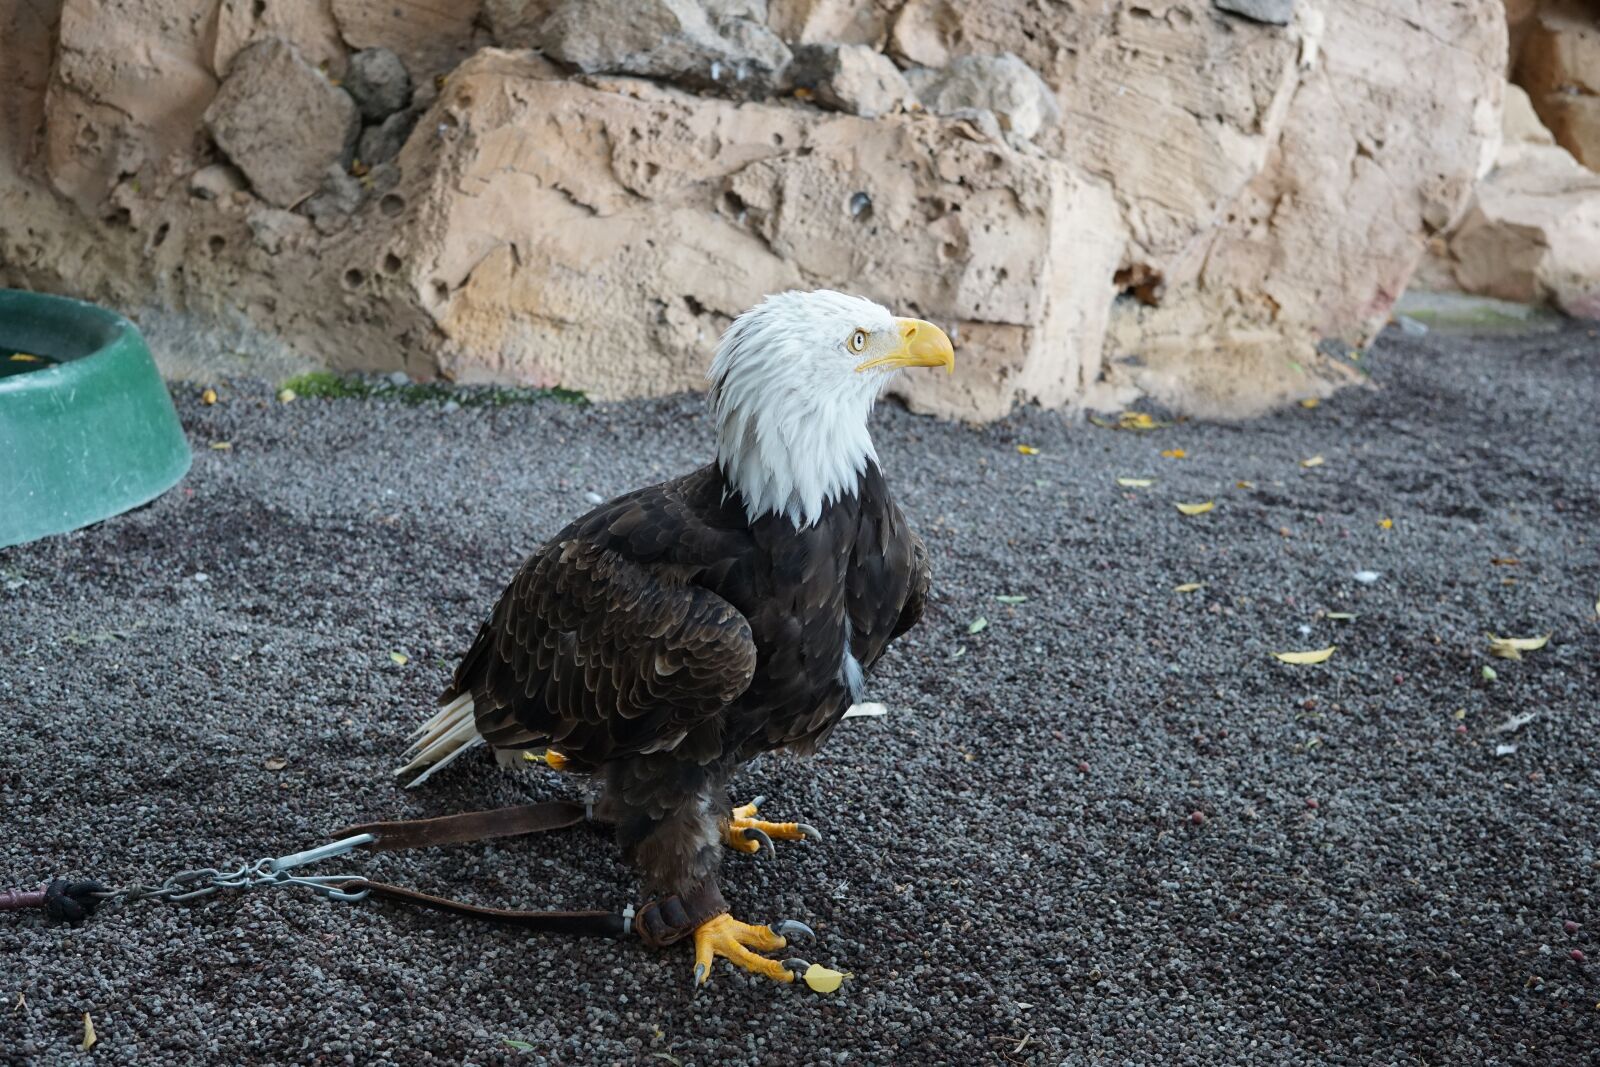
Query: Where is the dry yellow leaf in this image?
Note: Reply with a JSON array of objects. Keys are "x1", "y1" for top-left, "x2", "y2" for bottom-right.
[
  {"x1": 1299, "y1": 398, "x2": 1321, "y2": 409},
  {"x1": 81, "y1": 1013, "x2": 97, "y2": 1051},
  {"x1": 1173, "y1": 583, "x2": 1205, "y2": 593},
  {"x1": 1325, "y1": 612, "x2": 1357, "y2": 621},
  {"x1": 1379, "y1": 517, "x2": 1393, "y2": 529},
  {"x1": 389, "y1": 651, "x2": 409, "y2": 666},
  {"x1": 9, "y1": 352, "x2": 42, "y2": 363},
  {"x1": 209, "y1": 441, "x2": 232, "y2": 451},
  {"x1": 277, "y1": 387, "x2": 297, "y2": 403},
  {"x1": 1488, "y1": 633, "x2": 1550, "y2": 660},
  {"x1": 200, "y1": 387, "x2": 218, "y2": 405},
  {"x1": 264, "y1": 756, "x2": 288, "y2": 771},
  {"x1": 1300, "y1": 455, "x2": 1325, "y2": 468},
  {"x1": 1235, "y1": 480, "x2": 1255, "y2": 490},
  {"x1": 1272, "y1": 646, "x2": 1337, "y2": 665},
  {"x1": 1017, "y1": 445, "x2": 1039, "y2": 455},
  {"x1": 802, "y1": 964, "x2": 852, "y2": 993},
  {"x1": 1118, "y1": 411, "x2": 1160, "y2": 430},
  {"x1": 1116, "y1": 477, "x2": 1154, "y2": 488},
  {"x1": 1161, "y1": 448, "x2": 1187, "y2": 459},
  {"x1": 1175, "y1": 501, "x2": 1214, "y2": 516},
  {"x1": 1489, "y1": 557, "x2": 1520, "y2": 566}
]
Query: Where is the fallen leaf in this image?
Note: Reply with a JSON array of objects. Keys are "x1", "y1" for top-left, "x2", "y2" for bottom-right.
[
  {"x1": 502, "y1": 1038, "x2": 537, "y2": 1052},
  {"x1": 995, "y1": 595, "x2": 1028, "y2": 605},
  {"x1": 1378, "y1": 517, "x2": 1393, "y2": 529},
  {"x1": 967, "y1": 617, "x2": 989, "y2": 635},
  {"x1": 1495, "y1": 711, "x2": 1538, "y2": 734},
  {"x1": 1235, "y1": 480, "x2": 1255, "y2": 490},
  {"x1": 1016, "y1": 445, "x2": 1039, "y2": 455},
  {"x1": 802, "y1": 964, "x2": 853, "y2": 994},
  {"x1": 389, "y1": 651, "x2": 409, "y2": 666},
  {"x1": 277, "y1": 387, "x2": 297, "y2": 403},
  {"x1": 200, "y1": 387, "x2": 218, "y2": 405},
  {"x1": 1272, "y1": 646, "x2": 1337, "y2": 665},
  {"x1": 81, "y1": 1013, "x2": 96, "y2": 1051},
  {"x1": 264, "y1": 756, "x2": 287, "y2": 771},
  {"x1": 1173, "y1": 582, "x2": 1205, "y2": 593},
  {"x1": 1488, "y1": 633, "x2": 1550, "y2": 660},
  {"x1": 209, "y1": 441, "x2": 232, "y2": 451},
  {"x1": 949, "y1": 646, "x2": 966, "y2": 660},
  {"x1": 1116, "y1": 477, "x2": 1154, "y2": 488},
  {"x1": 651, "y1": 1055, "x2": 684, "y2": 1067},
  {"x1": 1174, "y1": 501, "x2": 1214, "y2": 516},
  {"x1": 1353, "y1": 570, "x2": 1381, "y2": 584},
  {"x1": 1481, "y1": 664, "x2": 1498, "y2": 681},
  {"x1": 1117, "y1": 411, "x2": 1162, "y2": 430},
  {"x1": 9, "y1": 352, "x2": 42, "y2": 363},
  {"x1": 1160, "y1": 448, "x2": 1187, "y2": 459},
  {"x1": 1489, "y1": 557, "x2": 1520, "y2": 566},
  {"x1": 843, "y1": 702, "x2": 888, "y2": 719},
  {"x1": 793, "y1": 86, "x2": 815, "y2": 101},
  {"x1": 1300, "y1": 455, "x2": 1325, "y2": 469},
  {"x1": 1325, "y1": 612, "x2": 1357, "y2": 621},
  {"x1": 1299, "y1": 397, "x2": 1321, "y2": 409}
]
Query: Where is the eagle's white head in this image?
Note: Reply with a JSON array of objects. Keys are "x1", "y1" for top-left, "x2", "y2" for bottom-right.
[{"x1": 708, "y1": 290, "x2": 955, "y2": 528}]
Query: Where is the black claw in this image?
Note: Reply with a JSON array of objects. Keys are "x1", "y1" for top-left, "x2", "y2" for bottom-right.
[
  {"x1": 770, "y1": 919, "x2": 815, "y2": 941},
  {"x1": 743, "y1": 826, "x2": 775, "y2": 856},
  {"x1": 782, "y1": 957, "x2": 812, "y2": 975},
  {"x1": 749, "y1": 795, "x2": 766, "y2": 809},
  {"x1": 797, "y1": 823, "x2": 822, "y2": 842},
  {"x1": 693, "y1": 962, "x2": 707, "y2": 988}
]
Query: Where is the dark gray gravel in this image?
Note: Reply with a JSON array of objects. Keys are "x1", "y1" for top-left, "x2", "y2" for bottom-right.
[{"x1": 3, "y1": 323, "x2": 1598, "y2": 1066}]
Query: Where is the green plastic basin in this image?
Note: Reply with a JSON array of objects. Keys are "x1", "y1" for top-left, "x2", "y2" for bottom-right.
[{"x1": 0, "y1": 289, "x2": 191, "y2": 549}]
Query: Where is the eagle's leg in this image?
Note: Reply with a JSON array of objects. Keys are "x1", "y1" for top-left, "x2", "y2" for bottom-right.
[
  {"x1": 723, "y1": 796, "x2": 822, "y2": 856},
  {"x1": 603, "y1": 762, "x2": 812, "y2": 986}
]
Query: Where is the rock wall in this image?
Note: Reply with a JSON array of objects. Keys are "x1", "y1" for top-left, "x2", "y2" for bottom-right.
[{"x1": 0, "y1": 0, "x2": 1510, "y2": 420}]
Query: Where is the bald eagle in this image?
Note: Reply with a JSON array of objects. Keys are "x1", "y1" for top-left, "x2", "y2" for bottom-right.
[{"x1": 397, "y1": 290, "x2": 953, "y2": 985}]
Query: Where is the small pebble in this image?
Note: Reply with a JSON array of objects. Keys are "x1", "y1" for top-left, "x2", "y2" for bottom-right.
[
  {"x1": 1565, "y1": 920, "x2": 1581, "y2": 935},
  {"x1": 1572, "y1": 949, "x2": 1586, "y2": 963},
  {"x1": 1189, "y1": 811, "x2": 1205, "y2": 826}
]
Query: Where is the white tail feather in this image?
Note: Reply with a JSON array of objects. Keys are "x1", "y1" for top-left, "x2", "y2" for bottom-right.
[{"x1": 394, "y1": 692, "x2": 483, "y2": 788}]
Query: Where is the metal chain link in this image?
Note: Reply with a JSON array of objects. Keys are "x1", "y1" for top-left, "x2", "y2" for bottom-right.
[{"x1": 91, "y1": 834, "x2": 377, "y2": 906}]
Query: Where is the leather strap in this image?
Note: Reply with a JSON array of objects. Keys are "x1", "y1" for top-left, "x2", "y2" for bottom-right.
[
  {"x1": 634, "y1": 880, "x2": 728, "y2": 949},
  {"x1": 325, "y1": 800, "x2": 716, "y2": 948},
  {"x1": 332, "y1": 879, "x2": 626, "y2": 938},
  {"x1": 333, "y1": 800, "x2": 595, "y2": 852}
]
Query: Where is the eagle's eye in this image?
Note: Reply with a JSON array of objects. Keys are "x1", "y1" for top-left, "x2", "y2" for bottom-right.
[{"x1": 847, "y1": 329, "x2": 868, "y2": 354}]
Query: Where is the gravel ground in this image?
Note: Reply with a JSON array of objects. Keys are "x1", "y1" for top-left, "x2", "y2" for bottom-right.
[{"x1": 3, "y1": 323, "x2": 1598, "y2": 1066}]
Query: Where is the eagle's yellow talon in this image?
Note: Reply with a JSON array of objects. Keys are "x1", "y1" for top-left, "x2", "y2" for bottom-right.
[
  {"x1": 724, "y1": 796, "x2": 821, "y2": 854},
  {"x1": 522, "y1": 748, "x2": 571, "y2": 771},
  {"x1": 691, "y1": 914, "x2": 797, "y2": 986}
]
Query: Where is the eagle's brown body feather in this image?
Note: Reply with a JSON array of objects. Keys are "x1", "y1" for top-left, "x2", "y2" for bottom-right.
[{"x1": 442, "y1": 461, "x2": 928, "y2": 895}]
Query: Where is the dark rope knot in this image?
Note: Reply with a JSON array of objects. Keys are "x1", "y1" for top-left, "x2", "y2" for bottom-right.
[{"x1": 43, "y1": 879, "x2": 108, "y2": 923}]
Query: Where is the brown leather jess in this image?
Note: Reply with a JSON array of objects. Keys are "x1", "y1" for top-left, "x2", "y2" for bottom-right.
[{"x1": 325, "y1": 801, "x2": 727, "y2": 946}]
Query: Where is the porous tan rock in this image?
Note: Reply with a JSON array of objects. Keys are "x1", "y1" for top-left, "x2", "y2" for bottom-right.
[
  {"x1": 381, "y1": 52, "x2": 1122, "y2": 420},
  {"x1": 43, "y1": 0, "x2": 219, "y2": 211},
  {"x1": 1516, "y1": 2, "x2": 1600, "y2": 170},
  {"x1": 768, "y1": 0, "x2": 892, "y2": 46},
  {"x1": 0, "y1": 0, "x2": 1518, "y2": 423},
  {"x1": 790, "y1": 43, "x2": 913, "y2": 118},
  {"x1": 1450, "y1": 146, "x2": 1600, "y2": 319},
  {"x1": 213, "y1": 0, "x2": 346, "y2": 79},
  {"x1": 330, "y1": 0, "x2": 485, "y2": 81},
  {"x1": 532, "y1": 0, "x2": 791, "y2": 95},
  {"x1": 204, "y1": 38, "x2": 359, "y2": 208},
  {"x1": 1428, "y1": 84, "x2": 1600, "y2": 320},
  {"x1": 906, "y1": 53, "x2": 1059, "y2": 142}
]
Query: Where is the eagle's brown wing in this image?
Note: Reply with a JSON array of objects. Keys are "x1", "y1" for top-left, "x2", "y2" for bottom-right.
[{"x1": 447, "y1": 484, "x2": 757, "y2": 768}]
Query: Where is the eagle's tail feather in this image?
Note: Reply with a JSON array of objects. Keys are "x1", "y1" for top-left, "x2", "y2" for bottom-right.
[{"x1": 394, "y1": 691, "x2": 483, "y2": 788}]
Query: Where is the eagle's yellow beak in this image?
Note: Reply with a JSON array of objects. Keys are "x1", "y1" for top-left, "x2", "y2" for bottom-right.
[{"x1": 855, "y1": 318, "x2": 956, "y2": 375}]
